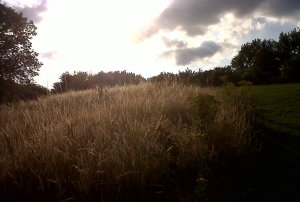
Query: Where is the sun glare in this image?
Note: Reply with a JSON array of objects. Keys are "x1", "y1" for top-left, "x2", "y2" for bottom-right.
[
  {"x1": 37, "y1": 0, "x2": 170, "y2": 54},
  {"x1": 29, "y1": 0, "x2": 171, "y2": 85}
]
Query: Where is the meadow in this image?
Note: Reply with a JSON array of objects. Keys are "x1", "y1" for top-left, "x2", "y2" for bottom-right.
[
  {"x1": 250, "y1": 83, "x2": 300, "y2": 137},
  {"x1": 245, "y1": 84, "x2": 300, "y2": 202},
  {"x1": 0, "y1": 83, "x2": 255, "y2": 201}
]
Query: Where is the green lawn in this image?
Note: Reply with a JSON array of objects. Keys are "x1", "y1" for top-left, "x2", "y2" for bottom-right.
[
  {"x1": 250, "y1": 83, "x2": 300, "y2": 137},
  {"x1": 246, "y1": 84, "x2": 300, "y2": 202}
]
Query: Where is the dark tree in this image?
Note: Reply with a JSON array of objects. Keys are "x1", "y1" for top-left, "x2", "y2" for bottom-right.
[
  {"x1": 0, "y1": 2, "x2": 42, "y2": 84},
  {"x1": 52, "y1": 71, "x2": 145, "y2": 93},
  {"x1": 278, "y1": 27, "x2": 300, "y2": 82},
  {"x1": 148, "y1": 72, "x2": 178, "y2": 83},
  {"x1": 231, "y1": 39, "x2": 281, "y2": 84}
]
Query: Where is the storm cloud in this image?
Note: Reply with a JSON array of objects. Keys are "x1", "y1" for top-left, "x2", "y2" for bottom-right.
[
  {"x1": 141, "y1": 0, "x2": 300, "y2": 38},
  {"x1": 162, "y1": 41, "x2": 222, "y2": 65},
  {"x1": 17, "y1": 0, "x2": 47, "y2": 23}
]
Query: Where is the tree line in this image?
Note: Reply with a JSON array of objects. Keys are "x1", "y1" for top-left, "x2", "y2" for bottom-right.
[
  {"x1": 52, "y1": 71, "x2": 145, "y2": 93},
  {"x1": 150, "y1": 28, "x2": 300, "y2": 86},
  {"x1": 56, "y1": 28, "x2": 300, "y2": 91}
]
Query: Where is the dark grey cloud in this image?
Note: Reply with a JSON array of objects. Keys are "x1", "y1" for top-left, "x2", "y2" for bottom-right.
[
  {"x1": 16, "y1": 0, "x2": 47, "y2": 23},
  {"x1": 262, "y1": 0, "x2": 300, "y2": 17},
  {"x1": 162, "y1": 41, "x2": 222, "y2": 65},
  {"x1": 141, "y1": 0, "x2": 300, "y2": 39},
  {"x1": 162, "y1": 37, "x2": 187, "y2": 48}
]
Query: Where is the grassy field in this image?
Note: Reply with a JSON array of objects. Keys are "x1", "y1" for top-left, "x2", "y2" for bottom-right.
[
  {"x1": 246, "y1": 83, "x2": 300, "y2": 202},
  {"x1": 250, "y1": 83, "x2": 300, "y2": 137},
  {"x1": 0, "y1": 83, "x2": 254, "y2": 201},
  {"x1": 1, "y1": 82, "x2": 299, "y2": 201}
]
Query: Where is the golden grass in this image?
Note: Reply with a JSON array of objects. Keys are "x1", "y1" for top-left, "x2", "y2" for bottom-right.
[
  {"x1": 209, "y1": 86, "x2": 255, "y2": 164},
  {"x1": 0, "y1": 83, "x2": 207, "y2": 201},
  {"x1": 0, "y1": 83, "x2": 255, "y2": 201}
]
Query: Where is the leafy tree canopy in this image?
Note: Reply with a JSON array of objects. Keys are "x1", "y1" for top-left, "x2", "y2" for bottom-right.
[
  {"x1": 278, "y1": 27, "x2": 300, "y2": 82},
  {"x1": 52, "y1": 71, "x2": 145, "y2": 93},
  {"x1": 231, "y1": 39, "x2": 281, "y2": 84},
  {"x1": 0, "y1": 2, "x2": 42, "y2": 84}
]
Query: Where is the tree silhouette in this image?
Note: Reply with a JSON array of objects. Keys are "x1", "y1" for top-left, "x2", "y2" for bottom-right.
[
  {"x1": 278, "y1": 27, "x2": 300, "y2": 82},
  {"x1": 0, "y1": 3, "x2": 42, "y2": 84},
  {"x1": 150, "y1": 28, "x2": 300, "y2": 86},
  {"x1": 52, "y1": 71, "x2": 145, "y2": 93},
  {"x1": 231, "y1": 39, "x2": 281, "y2": 84}
]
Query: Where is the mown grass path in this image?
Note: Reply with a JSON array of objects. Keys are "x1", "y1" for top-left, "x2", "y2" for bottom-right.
[
  {"x1": 246, "y1": 84, "x2": 300, "y2": 202},
  {"x1": 251, "y1": 84, "x2": 300, "y2": 137}
]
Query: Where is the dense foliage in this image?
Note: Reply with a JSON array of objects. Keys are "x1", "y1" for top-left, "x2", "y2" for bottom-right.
[
  {"x1": 0, "y1": 3, "x2": 42, "y2": 83},
  {"x1": 277, "y1": 28, "x2": 300, "y2": 82},
  {"x1": 231, "y1": 39, "x2": 281, "y2": 84},
  {"x1": 0, "y1": 3, "x2": 44, "y2": 103},
  {"x1": 52, "y1": 71, "x2": 145, "y2": 93},
  {"x1": 149, "y1": 67, "x2": 239, "y2": 86},
  {"x1": 0, "y1": 79, "x2": 48, "y2": 103}
]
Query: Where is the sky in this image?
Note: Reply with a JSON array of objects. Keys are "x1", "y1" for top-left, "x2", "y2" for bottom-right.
[{"x1": 2, "y1": 0, "x2": 300, "y2": 88}]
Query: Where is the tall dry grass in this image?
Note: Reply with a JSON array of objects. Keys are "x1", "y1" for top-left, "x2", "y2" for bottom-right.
[
  {"x1": 209, "y1": 85, "x2": 255, "y2": 164},
  {"x1": 0, "y1": 82, "x2": 256, "y2": 201},
  {"x1": 0, "y1": 83, "x2": 208, "y2": 201},
  {"x1": 204, "y1": 84, "x2": 257, "y2": 202}
]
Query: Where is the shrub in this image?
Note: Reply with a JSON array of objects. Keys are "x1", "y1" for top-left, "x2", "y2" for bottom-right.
[{"x1": 189, "y1": 93, "x2": 220, "y2": 130}]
